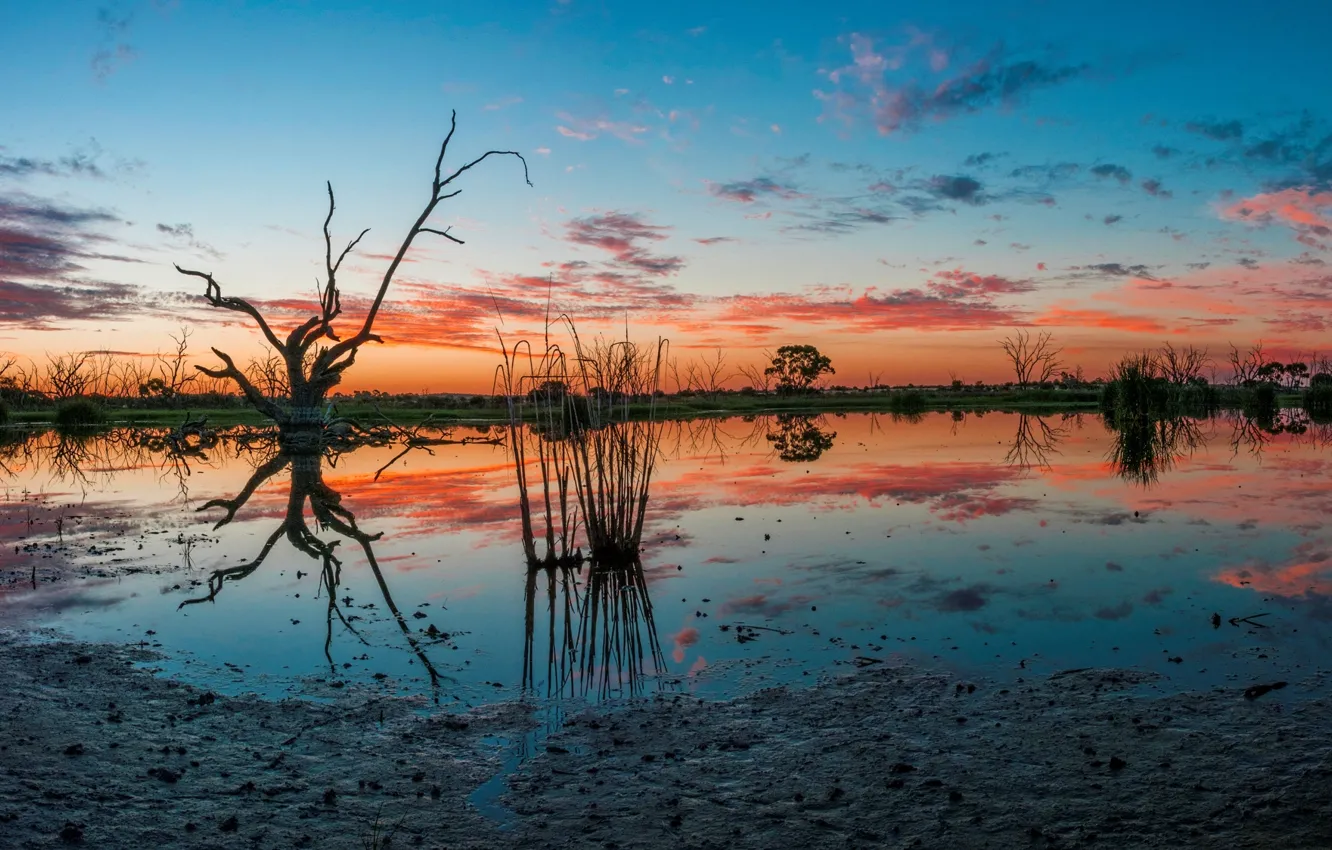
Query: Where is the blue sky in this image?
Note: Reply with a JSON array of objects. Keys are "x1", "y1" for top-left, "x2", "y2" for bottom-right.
[{"x1": 3, "y1": 0, "x2": 1331, "y2": 389}]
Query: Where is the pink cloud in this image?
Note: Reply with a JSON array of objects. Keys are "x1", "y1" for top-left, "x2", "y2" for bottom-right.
[{"x1": 1221, "y1": 187, "x2": 1332, "y2": 250}]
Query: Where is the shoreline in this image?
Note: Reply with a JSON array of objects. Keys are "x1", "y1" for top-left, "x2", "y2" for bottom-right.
[
  {"x1": 4, "y1": 632, "x2": 1329, "y2": 849},
  {"x1": 3, "y1": 387, "x2": 1316, "y2": 431}
]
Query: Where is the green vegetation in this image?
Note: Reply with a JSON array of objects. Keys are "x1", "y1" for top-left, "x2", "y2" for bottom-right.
[
  {"x1": 1099, "y1": 346, "x2": 1220, "y2": 420},
  {"x1": 765, "y1": 344, "x2": 835, "y2": 394},
  {"x1": 53, "y1": 399, "x2": 106, "y2": 429},
  {"x1": 1303, "y1": 374, "x2": 1332, "y2": 422}
]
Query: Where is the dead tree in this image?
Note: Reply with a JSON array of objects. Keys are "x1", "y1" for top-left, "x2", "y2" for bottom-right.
[
  {"x1": 175, "y1": 111, "x2": 531, "y2": 451},
  {"x1": 682, "y1": 347, "x2": 731, "y2": 399},
  {"x1": 1227, "y1": 342, "x2": 1266, "y2": 386},
  {"x1": 999, "y1": 330, "x2": 1063, "y2": 387},
  {"x1": 1159, "y1": 342, "x2": 1210, "y2": 385},
  {"x1": 43, "y1": 351, "x2": 97, "y2": 400},
  {"x1": 737, "y1": 354, "x2": 774, "y2": 394}
]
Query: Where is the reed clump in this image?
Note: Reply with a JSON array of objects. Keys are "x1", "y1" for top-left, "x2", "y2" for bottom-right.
[
  {"x1": 1100, "y1": 350, "x2": 1218, "y2": 423},
  {"x1": 499, "y1": 318, "x2": 669, "y2": 699}
]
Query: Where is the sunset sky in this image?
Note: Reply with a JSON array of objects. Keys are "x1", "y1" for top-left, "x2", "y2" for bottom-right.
[{"x1": 3, "y1": 0, "x2": 1331, "y2": 392}]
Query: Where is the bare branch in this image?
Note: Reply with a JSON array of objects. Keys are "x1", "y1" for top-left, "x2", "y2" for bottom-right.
[
  {"x1": 319, "y1": 181, "x2": 369, "y2": 330},
  {"x1": 999, "y1": 330, "x2": 1062, "y2": 387},
  {"x1": 419, "y1": 227, "x2": 465, "y2": 244},
  {"x1": 197, "y1": 452, "x2": 292, "y2": 529},
  {"x1": 326, "y1": 110, "x2": 532, "y2": 363},
  {"x1": 196, "y1": 348, "x2": 283, "y2": 421},
  {"x1": 175, "y1": 264, "x2": 287, "y2": 353}
]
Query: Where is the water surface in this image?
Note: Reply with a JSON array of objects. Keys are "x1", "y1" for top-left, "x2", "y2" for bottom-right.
[{"x1": 3, "y1": 411, "x2": 1329, "y2": 708}]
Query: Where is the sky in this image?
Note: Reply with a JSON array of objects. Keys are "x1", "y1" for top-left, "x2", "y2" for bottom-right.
[{"x1": 3, "y1": 0, "x2": 1332, "y2": 393}]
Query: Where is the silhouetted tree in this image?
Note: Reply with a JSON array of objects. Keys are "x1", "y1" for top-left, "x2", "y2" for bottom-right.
[
  {"x1": 175, "y1": 112, "x2": 531, "y2": 451},
  {"x1": 765, "y1": 344, "x2": 834, "y2": 394},
  {"x1": 999, "y1": 330, "x2": 1062, "y2": 387},
  {"x1": 1158, "y1": 342, "x2": 1210, "y2": 385}
]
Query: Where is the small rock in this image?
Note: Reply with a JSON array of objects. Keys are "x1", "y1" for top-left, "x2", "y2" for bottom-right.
[
  {"x1": 1109, "y1": 757, "x2": 1128, "y2": 770},
  {"x1": 1244, "y1": 682, "x2": 1288, "y2": 700}
]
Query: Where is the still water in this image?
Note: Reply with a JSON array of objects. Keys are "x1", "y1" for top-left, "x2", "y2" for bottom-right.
[{"x1": 2, "y1": 411, "x2": 1329, "y2": 708}]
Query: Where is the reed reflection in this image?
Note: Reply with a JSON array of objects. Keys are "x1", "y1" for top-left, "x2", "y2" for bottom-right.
[
  {"x1": 513, "y1": 419, "x2": 667, "y2": 701},
  {"x1": 1102, "y1": 409, "x2": 1209, "y2": 486}
]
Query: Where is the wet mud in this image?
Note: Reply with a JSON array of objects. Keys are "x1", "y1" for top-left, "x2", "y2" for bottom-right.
[{"x1": 4, "y1": 634, "x2": 1329, "y2": 849}]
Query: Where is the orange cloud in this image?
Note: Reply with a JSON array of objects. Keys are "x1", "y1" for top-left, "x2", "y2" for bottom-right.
[{"x1": 1034, "y1": 306, "x2": 1171, "y2": 334}]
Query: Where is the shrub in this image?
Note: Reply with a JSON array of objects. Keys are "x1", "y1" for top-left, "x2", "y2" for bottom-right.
[
  {"x1": 888, "y1": 390, "x2": 926, "y2": 414},
  {"x1": 0, "y1": 399, "x2": 8, "y2": 426},
  {"x1": 54, "y1": 399, "x2": 105, "y2": 428}
]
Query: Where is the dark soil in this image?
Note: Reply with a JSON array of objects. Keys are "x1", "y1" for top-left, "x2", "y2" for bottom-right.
[{"x1": 3, "y1": 634, "x2": 1329, "y2": 849}]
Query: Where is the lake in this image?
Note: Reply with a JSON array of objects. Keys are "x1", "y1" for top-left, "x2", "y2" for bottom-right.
[{"x1": 3, "y1": 409, "x2": 1329, "y2": 710}]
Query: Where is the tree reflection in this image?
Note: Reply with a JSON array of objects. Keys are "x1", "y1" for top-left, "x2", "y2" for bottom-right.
[
  {"x1": 512, "y1": 419, "x2": 667, "y2": 700},
  {"x1": 764, "y1": 414, "x2": 837, "y2": 462},
  {"x1": 1228, "y1": 407, "x2": 1314, "y2": 459},
  {"x1": 1004, "y1": 414, "x2": 1067, "y2": 472},
  {"x1": 180, "y1": 450, "x2": 446, "y2": 688}
]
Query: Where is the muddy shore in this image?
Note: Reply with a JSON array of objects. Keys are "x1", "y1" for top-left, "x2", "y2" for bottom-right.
[{"x1": 3, "y1": 633, "x2": 1329, "y2": 849}]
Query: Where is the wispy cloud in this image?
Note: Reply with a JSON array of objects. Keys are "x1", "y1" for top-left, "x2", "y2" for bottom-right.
[
  {"x1": 156, "y1": 222, "x2": 223, "y2": 260},
  {"x1": 563, "y1": 211, "x2": 685, "y2": 276},
  {"x1": 91, "y1": 6, "x2": 137, "y2": 82},
  {"x1": 555, "y1": 112, "x2": 649, "y2": 143},
  {"x1": 0, "y1": 192, "x2": 172, "y2": 327},
  {"x1": 482, "y1": 96, "x2": 523, "y2": 111},
  {"x1": 926, "y1": 174, "x2": 985, "y2": 204},
  {"x1": 815, "y1": 35, "x2": 1090, "y2": 136},
  {"x1": 706, "y1": 177, "x2": 802, "y2": 204},
  {"x1": 1141, "y1": 178, "x2": 1172, "y2": 198},
  {"x1": 0, "y1": 149, "x2": 107, "y2": 180},
  {"x1": 1184, "y1": 119, "x2": 1244, "y2": 141},
  {"x1": 1090, "y1": 163, "x2": 1132, "y2": 183}
]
